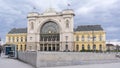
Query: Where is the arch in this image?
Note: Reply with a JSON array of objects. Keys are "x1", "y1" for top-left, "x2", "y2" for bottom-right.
[
  {"x1": 37, "y1": 19, "x2": 62, "y2": 33},
  {"x1": 93, "y1": 44, "x2": 96, "y2": 51},
  {"x1": 76, "y1": 45, "x2": 79, "y2": 51},
  {"x1": 40, "y1": 21, "x2": 59, "y2": 34},
  {"x1": 99, "y1": 44, "x2": 102, "y2": 51},
  {"x1": 82, "y1": 44, "x2": 85, "y2": 50},
  {"x1": 88, "y1": 44, "x2": 90, "y2": 50}
]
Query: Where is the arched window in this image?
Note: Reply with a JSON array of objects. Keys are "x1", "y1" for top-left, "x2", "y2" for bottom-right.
[
  {"x1": 93, "y1": 44, "x2": 96, "y2": 51},
  {"x1": 21, "y1": 45, "x2": 22, "y2": 51},
  {"x1": 76, "y1": 45, "x2": 79, "y2": 51},
  {"x1": 24, "y1": 45, "x2": 26, "y2": 51},
  {"x1": 21, "y1": 37, "x2": 23, "y2": 42},
  {"x1": 66, "y1": 20, "x2": 69, "y2": 28},
  {"x1": 99, "y1": 44, "x2": 102, "y2": 51},
  {"x1": 30, "y1": 22, "x2": 34, "y2": 29},
  {"x1": 82, "y1": 44, "x2": 84, "y2": 50},
  {"x1": 88, "y1": 44, "x2": 90, "y2": 50},
  {"x1": 16, "y1": 37, "x2": 19, "y2": 42}
]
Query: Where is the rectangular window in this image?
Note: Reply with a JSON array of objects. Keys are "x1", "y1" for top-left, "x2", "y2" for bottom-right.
[
  {"x1": 76, "y1": 36, "x2": 79, "y2": 41},
  {"x1": 82, "y1": 35, "x2": 84, "y2": 41}
]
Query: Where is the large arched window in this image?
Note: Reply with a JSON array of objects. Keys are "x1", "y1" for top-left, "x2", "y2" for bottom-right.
[{"x1": 40, "y1": 21, "x2": 60, "y2": 41}]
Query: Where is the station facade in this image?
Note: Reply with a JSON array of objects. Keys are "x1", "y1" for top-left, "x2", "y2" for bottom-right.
[{"x1": 6, "y1": 8, "x2": 106, "y2": 52}]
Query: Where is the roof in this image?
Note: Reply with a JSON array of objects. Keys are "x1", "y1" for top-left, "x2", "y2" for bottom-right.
[
  {"x1": 106, "y1": 44, "x2": 114, "y2": 46},
  {"x1": 8, "y1": 28, "x2": 27, "y2": 34},
  {"x1": 75, "y1": 25, "x2": 103, "y2": 31}
]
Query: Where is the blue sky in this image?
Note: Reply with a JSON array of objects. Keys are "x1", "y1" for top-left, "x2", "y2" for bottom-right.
[{"x1": 0, "y1": 0, "x2": 120, "y2": 43}]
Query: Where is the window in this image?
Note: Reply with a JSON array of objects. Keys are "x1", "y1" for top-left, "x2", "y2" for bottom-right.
[
  {"x1": 8, "y1": 37, "x2": 10, "y2": 42},
  {"x1": 76, "y1": 35, "x2": 79, "y2": 41},
  {"x1": 21, "y1": 45, "x2": 22, "y2": 51},
  {"x1": 40, "y1": 44, "x2": 43, "y2": 51},
  {"x1": 56, "y1": 44, "x2": 60, "y2": 51},
  {"x1": 99, "y1": 35, "x2": 102, "y2": 41},
  {"x1": 88, "y1": 35, "x2": 90, "y2": 41},
  {"x1": 12, "y1": 37, "x2": 14, "y2": 42},
  {"x1": 99, "y1": 44, "x2": 102, "y2": 51},
  {"x1": 93, "y1": 45, "x2": 96, "y2": 50},
  {"x1": 82, "y1": 35, "x2": 84, "y2": 41},
  {"x1": 30, "y1": 37, "x2": 32, "y2": 40},
  {"x1": 24, "y1": 45, "x2": 26, "y2": 51},
  {"x1": 30, "y1": 22, "x2": 34, "y2": 29},
  {"x1": 21, "y1": 37, "x2": 23, "y2": 42},
  {"x1": 66, "y1": 20, "x2": 69, "y2": 28},
  {"x1": 66, "y1": 44, "x2": 68, "y2": 50},
  {"x1": 82, "y1": 44, "x2": 84, "y2": 50},
  {"x1": 88, "y1": 44, "x2": 90, "y2": 50},
  {"x1": 93, "y1": 36, "x2": 96, "y2": 41},
  {"x1": 16, "y1": 37, "x2": 19, "y2": 42},
  {"x1": 76, "y1": 45, "x2": 79, "y2": 51},
  {"x1": 25, "y1": 37, "x2": 27, "y2": 42}
]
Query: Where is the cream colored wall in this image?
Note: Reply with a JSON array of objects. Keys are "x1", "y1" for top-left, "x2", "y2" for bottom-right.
[
  {"x1": 6, "y1": 33, "x2": 27, "y2": 51},
  {"x1": 74, "y1": 31, "x2": 106, "y2": 51}
]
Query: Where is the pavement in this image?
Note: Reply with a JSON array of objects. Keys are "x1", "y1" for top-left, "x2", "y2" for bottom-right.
[{"x1": 0, "y1": 53, "x2": 34, "y2": 68}]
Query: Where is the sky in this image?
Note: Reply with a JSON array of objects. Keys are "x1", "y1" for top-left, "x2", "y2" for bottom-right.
[{"x1": 0, "y1": 0, "x2": 120, "y2": 43}]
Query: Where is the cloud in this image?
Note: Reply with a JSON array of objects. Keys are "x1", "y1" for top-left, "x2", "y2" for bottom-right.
[
  {"x1": 0, "y1": 0, "x2": 120, "y2": 43},
  {"x1": 76, "y1": 0, "x2": 118, "y2": 15},
  {"x1": 105, "y1": 26, "x2": 120, "y2": 32},
  {"x1": 27, "y1": 0, "x2": 69, "y2": 11}
]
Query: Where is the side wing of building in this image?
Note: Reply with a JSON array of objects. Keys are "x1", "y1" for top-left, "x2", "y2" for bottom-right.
[
  {"x1": 74, "y1": 25, "x2": 106, "y2": 52},
  {"x1": 6, "y1": 28, "x2": 27, "y2": 51}
]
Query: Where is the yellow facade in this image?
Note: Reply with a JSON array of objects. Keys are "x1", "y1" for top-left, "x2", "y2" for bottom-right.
[
  {"x1": 74, "y1": 31, "x2": 106, "y2": 52},
  {"x1": 6, "y1": 33, "x2": 27, "y2": 51}
]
